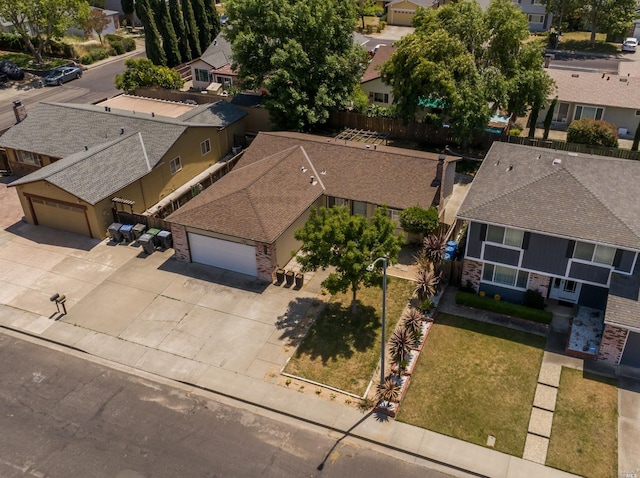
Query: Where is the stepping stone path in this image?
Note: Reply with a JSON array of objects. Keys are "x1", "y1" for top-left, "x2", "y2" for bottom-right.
[{"x1": 523, "y1": 361, "x2": 562, "y2": 464}]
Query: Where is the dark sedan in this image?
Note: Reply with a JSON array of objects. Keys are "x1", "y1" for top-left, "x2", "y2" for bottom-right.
[{"x1": 44, "y1": 65, "x2": 83, "y2": 86}]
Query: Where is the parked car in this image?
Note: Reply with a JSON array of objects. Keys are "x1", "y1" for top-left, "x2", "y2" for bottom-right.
[
  {"x1": 44, "y1": 65, "x2": 83, "y2": 86},
  {"x1": 220, "y1": 14, "x2": 228, "y2": 25},
  {"x1": 0, "y1": 72, "x2": 8, "y2": 84},
  {"x1": 0, "y1": 60, "x2": 24, "y2": 81},
  {"x1": 622, "y1": 37, "x2": 638, "y2": 52},
  {"x1": 370, "y1": 43, "x2": 387, "y2": 54}
]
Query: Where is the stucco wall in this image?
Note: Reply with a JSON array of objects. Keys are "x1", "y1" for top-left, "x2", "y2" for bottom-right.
[{"x1": 361, "y1": 79, "x2": 394, "y2": 106}]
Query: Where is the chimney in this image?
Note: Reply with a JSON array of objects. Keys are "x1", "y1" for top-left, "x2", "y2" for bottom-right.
[
  {"x1": 13, "y1": 100, "x2": 27, "y2": 123},
  {"x1": 437, "y1": 154, "x2": 446, "y2": 207}
]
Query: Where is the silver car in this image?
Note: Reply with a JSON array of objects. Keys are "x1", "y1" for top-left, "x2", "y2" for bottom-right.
[{"x1": 44, "y1": 65, "x2": 83, "y2": 86}]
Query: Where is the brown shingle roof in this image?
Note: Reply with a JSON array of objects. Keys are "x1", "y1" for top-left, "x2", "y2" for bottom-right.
[
  {"x1": 547, "y1": 68, "x2": 640, "y2": 109},
  {"x1": 457, "y1": 142, "x2": 640, "y2": 250},
  {"x1": 169, "y1": 132, "x2": 451, "y2": 242},
  {"x1": 362, "y1": 45, "x2": 396, "y2": 84}
]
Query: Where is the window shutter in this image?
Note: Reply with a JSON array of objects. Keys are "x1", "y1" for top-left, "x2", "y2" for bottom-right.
[
  {"x1": 613, "y1": 249, "x2": 623, "y2": 268},
  {"x1": 522, "y1": 232, "x2": 531, "y2": 250},
  {"x1": 565, "y1": 240, "x2": 575, "y2": 258},
  {"x1": 479, "y1": 223, "x2": 487, "y2": 241}
]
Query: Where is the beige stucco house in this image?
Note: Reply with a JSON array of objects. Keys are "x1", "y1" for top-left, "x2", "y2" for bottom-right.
[
  {"x1": 361, "y1": 45, "x2": 396, "y2": 106},
  {"x1": 385, "y1": 0, "x2": 433, "y2": 26},
  {"x1": 2, "y1": 97, "x2": 247, "y2": 239},
  {"x1": 168, "y1": 131, "x2": 457, "y2": 282}
]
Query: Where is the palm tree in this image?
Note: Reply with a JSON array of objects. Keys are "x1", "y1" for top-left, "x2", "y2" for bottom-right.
[
  {"x1": 389, "y1": 327, "x2": 413, "y2": 365},
  {"x1": 414, "y1": 268, "x2": 442, "y2": 302},
  {"x1": 403, "y1": 307, "x2": 424, "y2": 335},
  {"x1": 376, "y1": 378, "x2": 400, "y2": 403}
]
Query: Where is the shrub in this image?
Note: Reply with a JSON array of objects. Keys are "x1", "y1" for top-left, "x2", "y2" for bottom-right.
[
  {"x1": 509, "y1": 127, "x2": 522, "y2": 136},
  {"x1": 567, "y1": 118, "x2": 618, "y2": 147},
  {"x1": 523, "y1": 289, "x2": 546, "y2": 310},
  {"x1": 0, "y1": 32, "x2": 25, "y2": 51},
  {"x1": 90, "y1": 48, "x2": 109, "y2": 61},
  {"x1": 399, "y1": 206, "x2": 439, "y2": 235},
  {"x1": 122, "y1": 38, "x2": 136, "y2": 52},
  {"x1": 455, "y1": 291, "x2": 552, "y2": 324},
  {"x1": 109, "y1": 41, "x2": 125, "y2": 55},
  {"x1": 79, "y1": 54, "x2": 95, "y2": 65}
]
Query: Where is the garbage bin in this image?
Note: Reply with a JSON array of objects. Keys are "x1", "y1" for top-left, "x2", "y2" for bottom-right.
[
  {"x1": 138, "y1": 233, "x2": 155, "y2": 254},
  {"x1": 132, "y1": 223, "x2": 147, "y2": 240},
  {"x1": 108, "y1": 222, "x2": 123, "y2": 242},
  {"x1": 120, "y1": 224, "x2": 134, "y2": 243},
  {"x1": 157, "y1": 230, "x2": 173, "y2": 249},
  {"x1": 146, "y1": 227, "x2": 161, "y2": 247}
]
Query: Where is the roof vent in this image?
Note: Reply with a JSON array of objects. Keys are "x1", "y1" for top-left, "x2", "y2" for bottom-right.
[
  {"x1": 366, "y1": 144, "x2": 370, "y2": 149},
  {"x1": 552, "y1": 158, "x2": 562, "y2": 166},
  {"x1": 84, "y1": 145, "x2": 88, "y2": 151},
  {"x1": 120, "y1": 127, "x2": 125, "y2": 135},
  {"x1": 568, "y1": 152, "x2": 578, "y2": 157},
  {"x1": 494, "y1": 160, "x2": 500, "y2": 166},
  {"x1": 320, "y1": 169, "x2": 327, "y2": 175},
  {"x1": 301, "y1": 166, "x2": 307, "y2": 173},
  {"x1": 506, "y1": 164, "x2": 513, "y2": 172},
  {"x1": 536, "y1": 154, "x2": 541, "y2": 160},
  {"x1": 571, "y1": 73, "x2": 579, "y2": 78},
  {"x1": 620, "y1": 78, "x2": 628, "y2": 82},
  {"x1": 152, "y1": 112, "x2": 155, "y2": 116},
  {"x1": 310, "y1": 176, "x2": 314, "y2": 184}
]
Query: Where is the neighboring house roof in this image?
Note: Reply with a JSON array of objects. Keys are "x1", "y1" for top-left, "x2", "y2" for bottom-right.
[
  {"x1": 169, "y1": 131, "x2": 453, "y2": 242},
  {"x1": 386, "y1": 0, "x2": 431, "y2": 7},
  {"x1": 195, "y1": 33, "x2": 232, "y2": 70},
  {"x1": 457, "y1": 142, "x2": 640, "y2": 251},
  {"x1": 9, "y1": 133, "x2": 151, "y2": 205},
  {"x1": 230, "y1": 93, "x2": 264, "y2": 107},
  {"x1": 546, "y1": 68, "x2": 640, "y2": 109},
  {"x1": 606, "y1": 266, "x2": 640, "y2": 329},
  {"x1": 362, "y1": 45, "x2": 396, "y2": 84},
  {"x1": 177, "y1": 101, "x2": 248, "y2": 127},
  {"x1": 98, "y1": 94, "x2": 196, "y2": 118}
]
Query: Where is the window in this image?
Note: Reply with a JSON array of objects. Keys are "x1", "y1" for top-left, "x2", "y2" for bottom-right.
[
  {"x1": 216, "y1": 76, "x2": 231, "y2": 86},
  {"x1": 528, "y1": 14, "x2": 544, "y2": 23},
  {"x1": 574, "y1": 241, "x2": 616, "y2": 265},
  {"x1": 16, "y1": 150, "x2": 42, "y2": 166},
  {"x1": 328, "y1": 197, "x2": 348, "y2": 208},
  {"x1": 194, "y1": 68, "x2": 210, "y2": 82},
  {"x1": 574, "y1": 105, "x2": 604, "y2": 121},
  {"x1": 352, "y1": 201, "x2": 367, "y2": 216},
  {"x1": 200, "y1": 138, "x2": 211, "y2": 156},
  {"x1": 482, "y1": 263, "x2": 529, "y2": 289},
  {"x1": 635, "y1": 110, "x2": 640, "y2": 117},
  {"x1": 388, "y1": 208, "x2": 401, "y2": 224},
  {"x1": 373, "y1": 92, "x2": 389, "y2": 103},
  {"x1": 554, "y1": 102, "x2": 570, "y2": 123},
  {"x1": 169, "y1": 156, "x2": 182, "y2": 175},
  {"x1": 486, "y1": 225, "x2": 524, "y2": 248}
]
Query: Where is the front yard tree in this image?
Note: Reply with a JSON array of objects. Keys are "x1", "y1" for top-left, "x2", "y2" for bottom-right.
[
  {"x1": 0, "y1": 0, "x2": 91, "y2": 65},
  {"x1": 83, "y1": 8, "x2": 110, "y2": 44},
  {"x1": 115, "y1": 58, "x2": 184, "y2": 93},
  {"x1": 356, "y1": 0, "x2": 383, "y2": 30},
  {"x1": 204, "y1": 0, "x2": 221, "y2": 46},
  {"x1": 294, "y1": 206, "x2": 403, "y2": 314},
  {"x1": 398, "y1": 206, "x2": 439, "y2": 237},
  {"x1": 224, "y1": 0, "x2": 367, "y2": 130},
  {"x1": 121, "y1": 0, "x2": 135, "y2": 27}
]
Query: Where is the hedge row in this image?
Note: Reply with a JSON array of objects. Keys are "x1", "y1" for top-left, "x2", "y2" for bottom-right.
[
  {"x1": 455, "y1": 291, "x2": 553, "y2": 324},
  {"x1": 0, "y1": 32, "x2": 75, "y2": 59}
]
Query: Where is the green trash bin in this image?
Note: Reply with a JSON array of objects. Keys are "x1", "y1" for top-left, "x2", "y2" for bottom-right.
[{"x1": 146, "y1": 228, "x2": 161, "y2": 247}]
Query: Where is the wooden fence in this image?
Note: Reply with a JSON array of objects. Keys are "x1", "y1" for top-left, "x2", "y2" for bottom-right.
[
  {"x1": 113, "y1": 210, "x2": 171, "y2": 232},
  {"x1": 502, "y1": 135, "x2": 640, "y2": 161}
]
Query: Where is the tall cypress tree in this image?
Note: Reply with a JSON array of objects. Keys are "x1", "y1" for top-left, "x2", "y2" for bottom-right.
[
  {"x1": 181, "y1": 0, "x2": 201, "y2": 58},
  {"x1": 121, "y1": 0, "x2": 135, "y2": 27},
  {"x1": 204, "y1": 0, "x2": 220, "y2": 42},
  {"x1": 137, "y1": 0, "x2": 167, "y2": 66},
  {"x1": 154, "y1": 0, "x2": 182, "y2": 66},
  {"x1": 169, "y1": 0, "x2": 192, "y2": 62},
  {"x1": 192, "y1": 0, "x2": 212, "y2": 53}
]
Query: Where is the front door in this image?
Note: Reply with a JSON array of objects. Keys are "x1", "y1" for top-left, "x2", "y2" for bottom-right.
[{"x1": 549, "y1": 278, "x2": 582, "y2": 303}]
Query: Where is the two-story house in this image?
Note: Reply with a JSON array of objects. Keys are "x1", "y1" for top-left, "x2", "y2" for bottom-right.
[
  {"x1": 514, "y1": 0, "x2": 552, "y2": 32},
  {"x1": 361, "y1": 45, "x2": 396, "y2": 106},
  {"x1": 457, "y1": 142, "x2": 640, "y2": 368}
]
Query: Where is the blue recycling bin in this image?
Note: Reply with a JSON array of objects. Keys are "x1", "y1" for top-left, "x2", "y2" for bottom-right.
[{"x1": 120, "y1": 224, "x2": 134, "y2": 243}]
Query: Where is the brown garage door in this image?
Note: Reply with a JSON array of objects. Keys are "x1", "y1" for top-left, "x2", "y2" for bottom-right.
[{"x1": 29, "y1": 196, "x2": 91, "y2": 237}]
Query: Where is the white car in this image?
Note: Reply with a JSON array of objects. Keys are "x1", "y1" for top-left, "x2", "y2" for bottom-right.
[{"x1": 622, "y1": 37, "x2": 638, "y2": 52}]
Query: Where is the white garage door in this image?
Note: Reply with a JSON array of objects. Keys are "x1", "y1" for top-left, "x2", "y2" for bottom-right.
[{"x1": 188, "y1": 233, "x2": 257, "y2": 277}]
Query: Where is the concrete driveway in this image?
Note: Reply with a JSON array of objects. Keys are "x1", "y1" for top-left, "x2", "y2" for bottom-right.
[{"x1": 0, "y1": 181, "x2": 319, "y2": 382}]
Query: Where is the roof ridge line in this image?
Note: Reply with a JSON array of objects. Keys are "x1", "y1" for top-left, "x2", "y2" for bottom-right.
[{"x1": 300, "y1": 146, "x2": 327, "y2": 191}]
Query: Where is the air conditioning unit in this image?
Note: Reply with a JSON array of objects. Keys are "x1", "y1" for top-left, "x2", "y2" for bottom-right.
[{"x1": 232, "y1": 145, "x2": 242, "y2": 155}]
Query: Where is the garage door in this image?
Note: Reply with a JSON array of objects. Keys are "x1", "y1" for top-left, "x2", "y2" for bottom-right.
[
  {"x1": 188, "y1": 233, "x2": 257, "y2": 277},
  {"x1": 389, "y1": 9, "x2": 415, "y2": 26},
  {"x1": 30, "y1": 197, "x2": 91, "y2": 237},
  {"x1": 620, "y1": 331, "x2": 640, "y2": 367}
]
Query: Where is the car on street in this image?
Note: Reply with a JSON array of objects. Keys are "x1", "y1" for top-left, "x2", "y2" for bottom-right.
[
  {"x1": 220, "y1": 14, "x2": 228, "y2": 25},
  {"x1": 44, "y1": 65, "x2": 83, "y2": 86},
  {"x1": 370, "y1": 43, "x2": 387, "y2": 54},
  {"x1": 622, "y1": 37, "x2": 638, "y2": 52}
]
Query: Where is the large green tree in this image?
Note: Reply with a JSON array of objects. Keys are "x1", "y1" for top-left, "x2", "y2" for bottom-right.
[
  {"x1": 204, "y1": 0, "x2": 221, "y2": 42},
  {"x1": 192, "y1": 0, "x2": 212, "y2": 52},
  {"x1": 381, "y1": 0, "x2": 554, "y2": 138},
  {"x1": 115, "y1": 58, "x2": 184, "y2": 93},
  {"x1": 295, "y1": 206, "x2": 403, "y2": 313},
  {"x1": 153, "y1": 0, "x2": 182, "y2": 66},
  {"x1": 356, "y1": 0, "x2": 383, "y2": 30},
  {"x1": 181, "y1": 0, "x2": 201, "y2": 58},
  {"x1": 224, "y1": 0, "x2": 367, "y2": 130},
  {"x1": 0, "y1": 0, "x2": 91, "y2": 64},
  {"x1": 169, "y1": 0, "x2": 192, "y2": 62},
  {"x1": 136, "y1": 0, "x2": 167, "y2": 66}
]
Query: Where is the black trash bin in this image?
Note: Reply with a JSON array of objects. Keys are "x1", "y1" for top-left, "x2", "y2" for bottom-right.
[
  {"x1": 157, "y1": 230, "x2": 173, "y2": 249},
  {"x1": 132, "y1": 223, "x2": 147, "y2": 240},
  {"x1": 108, "y1": 223, "x2": 123, "y2": 242},
  {"x1": 120, "y1": 224, "x2": 134, "y2": 243},
  {"x1": 138, "y1": 233, "x2": 155, "y2": 254}
]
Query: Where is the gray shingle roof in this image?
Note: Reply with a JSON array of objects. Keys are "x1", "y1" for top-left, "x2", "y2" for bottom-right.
[
  {"x1": 0, "y1": 102, "x2": 187, "y2": 166},
  {"x1": 168, "y1": 131, "x2": 452, "y2": 242},
  {"x1": 197, "y1": 34, "x2": 232, "y2": 69},
  {"x1": 10, "y1": 133, "x2": 151, "y2": 204},
  {"x1": 457, "y1": 142, "x2": 640, "y2": 250},
  {"x1": 606, "y1": 263, "x2": 640, "y2": 329},
  {"x1": 177, "y1": 100, "x2": 248, "y2": 127}
]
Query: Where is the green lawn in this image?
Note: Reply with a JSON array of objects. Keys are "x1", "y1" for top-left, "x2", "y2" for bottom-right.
[
  {"x1": 0, "y1": 51, "x2": 67, "y2": 70},
  {"x1": 285, "y1": 277, "x2": 415, "y2": 396},
  {"x1": 546, "y1": 368, "x2": 618, "y2": 478},
  {"x1": 396, "y1": 313, "x2": 546, "y2": 456},
  {"x1": 557, "y1": 32, "x2": 619, "y2": 55}
]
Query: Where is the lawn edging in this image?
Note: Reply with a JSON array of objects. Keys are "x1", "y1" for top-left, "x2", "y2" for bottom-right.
[{"x1": 455, "y1": 291, "x2": 552, "y2": 327}]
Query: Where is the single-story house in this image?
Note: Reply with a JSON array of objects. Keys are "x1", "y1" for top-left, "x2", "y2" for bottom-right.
[
  {"x1": 385, "y1": 0, "x2": 433, "y2": 26},
  {"x1": 168, "y1": 131, "x2": 458, "y2": 281},
  {"x1": 189, "y1": 33, "x2": 237, "y2": 91},
  {"x1": 2, "y1": 96, "x2": 247, "y2": 238},
  {"x1": 514, "y1": 0, "x2": 553, "y2": 32},
  {"x1": 361, "y1": 45, "x2": 396, "y2": 106},
  {"x1": 457, "y1": 141, "x2": 640, "y2": 368},
  {"x1": 538, "y1": 68, "x2": 640, "y2": 138}
]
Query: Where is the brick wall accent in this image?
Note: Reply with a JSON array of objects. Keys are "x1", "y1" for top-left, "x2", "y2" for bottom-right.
[
  {"x1": 597, "y1": 324, "x2": 628, "y2": 365},
  {"x1": 255, "y1": 241, "x2": 277, "y2": 282},
  {"x1": 528, "y1": 272, "x2": 551, "y2": 298},
  {"x1": 170, "y1": 223, "x2": 191, "y2": 262},
  {"x1": 461, "y1": 258, "x2": 483, "y2": 292}
]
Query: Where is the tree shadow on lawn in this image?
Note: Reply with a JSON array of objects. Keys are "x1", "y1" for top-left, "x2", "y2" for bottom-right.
[
  {"x1": 292, "y1": 301, "x2": 380, "y2": 365},
  {"x1": 434, "y1": 312, "x2": 547, "y2": 349}
]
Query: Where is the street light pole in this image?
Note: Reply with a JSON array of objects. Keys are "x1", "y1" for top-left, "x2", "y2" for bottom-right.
[{"x1": 367, "y1": 256, "x2": 387, "y2": 386}]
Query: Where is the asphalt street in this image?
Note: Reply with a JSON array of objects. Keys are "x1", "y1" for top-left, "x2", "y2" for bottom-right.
[{"x1": 0, "y1": 333, "x2": 453, "y2": 478}]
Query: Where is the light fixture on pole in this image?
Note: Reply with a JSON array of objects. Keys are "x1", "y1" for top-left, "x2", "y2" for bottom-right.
[{"x1": 367, "y1": 256, "x2": 387, "y2": 386}]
